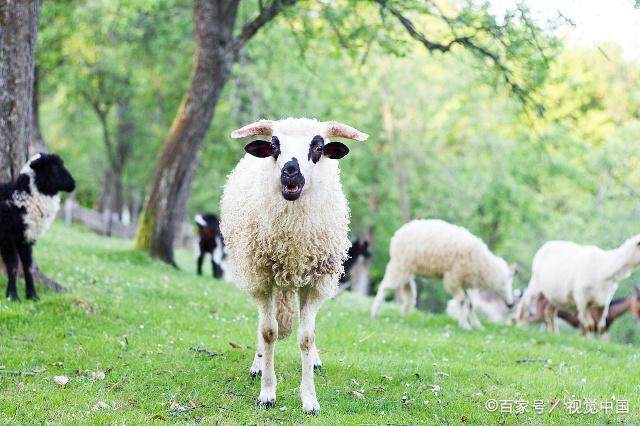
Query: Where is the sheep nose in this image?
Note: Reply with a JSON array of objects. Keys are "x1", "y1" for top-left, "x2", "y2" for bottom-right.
[
  {"x1": 282, "y1": 161, "x2": 300, "y2": 177},
  {"x1": 506, "y1": 302, "x2": 515, "y2": 309}
]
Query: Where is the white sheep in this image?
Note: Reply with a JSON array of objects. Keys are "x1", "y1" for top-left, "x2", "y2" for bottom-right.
[
  {"x1": 370, "y1": 219, "x2": 516, "y2": 329},
  {"x1": 446, "y1": 289, "x2": 514, "y2": 324},
  {"x1": 515, "y1": 236, "x2": 640, "y2": 335},
  {"x1": 220, "y1": 118, "x2": 367, "y2": 413}
]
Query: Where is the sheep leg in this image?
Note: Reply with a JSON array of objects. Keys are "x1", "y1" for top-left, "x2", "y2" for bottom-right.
[
  {"x1": 196, "y1": 251, "x2": 205, "y2": 276},
  {"x1": 371, "y1": 262, "x2": 409, "y2": 317},
  {"x1": 17, "y1": 243, "x2": 37, "y2": 301},
  {"x1": 298, "y1": 286, "x2": 325, "y2": 414},
  {"x1": 467, "y1": 295, "x2": 484, "y2": 329},
  {"x1": 251, "y1": 291, "x2": 278, "y2": 409},
  {"x1": 311, "y1": 343, "x2": 322, "y2": 371},
  {"x1": 576, "y1": 301, "x2": 594, "y2": 337},
  {"x1": 515, "y1": 283, "x2": 539, "y2": 326},
  {"x1": 596, "y1": 304, "x2": 609, "y2": 338},
  {"x1": 249, "y1": 333, "x2": 264, "y2": 378},
  {"x1": 543, "y1": 303, "x2": 558, "y2": 334},
  {"x1": 443, "y1": 273, "x2": 470, "y2": 329},
  {"x1": 0, "y1": 244, "x2": 20, "y2": 302},
  {"x1": 400, "y1": 277, "x2": 417, "y2": 316}
]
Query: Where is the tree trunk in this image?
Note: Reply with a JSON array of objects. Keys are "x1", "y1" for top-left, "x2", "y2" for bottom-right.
[
  {"x1": 135, "y1": 0, "x2": 239, "y2": 265},
  {"x1": 381, "y1": 96, "x2": 410, "y2": 223},
  {"x1": 381, "y1": 95, "x2": 410, "y2": 302},
  {"x1": 30, "y1": 65, "x2": 48, "y2": 154},
  {"x1": 0, "y1": 0, "x2": 39, "y2": 180}
]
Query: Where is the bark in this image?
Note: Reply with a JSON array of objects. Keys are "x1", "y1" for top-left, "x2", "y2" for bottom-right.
[
  {"x1": 381, "y1": 95, "x2": 410, "y2": 302},
  {"x1": 30, "y1": 65, "x2": 48, "y2": 154},
  {"x1": 0, "y1": 0, "x2": 64, "y2": 292},
  {"x1": 381, "y1": 96, "x2": 410, "y2": 223},
  {"x1": 0, "y1": 0, "x2": 39, "y2": 180},
  {"x1": 136, "y1": 0, "x2": 294, "y2": 265}
]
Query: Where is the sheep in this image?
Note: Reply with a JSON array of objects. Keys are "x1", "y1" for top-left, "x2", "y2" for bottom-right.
[
  {"x1": 194, "y1": 213, "x2": 226, "y2": 279},
  {"x1": 220, "y1": 118, "x2": 368, "y2": 413},
  {"x1": 0, "y1": 153, "x2": 75, "y2": 301},
  {"x1": 370, "y1": 219, "x2": 516, "y2": 329},
  {"x1": 446, "y1": 288, "x2": 516, "y2": 324},
  {"x1": 339, "y1": 237, "x2": 371, "y2": 285},
  {"x1": 516, "y1": 236, "x2": 640, "y2": 336}
]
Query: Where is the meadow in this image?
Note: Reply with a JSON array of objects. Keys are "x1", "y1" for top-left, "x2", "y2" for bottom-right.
[{"x1": 1, "y1": 223, "x2": 638, "y2": 424}]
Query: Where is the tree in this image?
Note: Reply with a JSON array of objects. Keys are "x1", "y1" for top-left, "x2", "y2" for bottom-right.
[
  {"x1": 135, "y1": 0, "x2": 296, "y2": 265},
  {"x1": 0, "y1": 0, "x2": 65, "y2": 292},
  {"x1": 137, "y1": 0, "x2": 554, "y2": 265},
  {"x1": 0, "y1": 0, "x2": 40, "y2": 181}
]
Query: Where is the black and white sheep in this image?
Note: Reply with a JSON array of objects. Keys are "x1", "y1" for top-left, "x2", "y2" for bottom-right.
[
  {"x1": 194, "y1": 213, "x2": 226, "y2": 279},
  {"x1": 339, "y1": 237, "x2": 371, "y2": 284},
  {"x1": 0, "y1": 153, "x2": 75, "y2": 301},
  {"x1": 220, "y1": 118, "x2": 368, "y2": 413}
]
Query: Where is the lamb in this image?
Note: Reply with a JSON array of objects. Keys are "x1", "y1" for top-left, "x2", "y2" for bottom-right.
[
  {"x1": 220, "y1": 118, "x2": 367, "y2": 413},
  {"x1": 370, "y1": 219, "x2": 516, "y2": 329},
  {"x1": 0, "y1": 153, "x2": 75, "y2": 301},
  {"x1": 516, "y1": 236, "x2": 640, "y2": 335},
  {"x1": 446, "y1": 288, "x2": 516, "y2": 324},
  {"x1": 339, "y1": 237, "x2": 371, "y2": 285},
  {"x1": 194, "y1": 213, "x2": 225, "y2": 279}
]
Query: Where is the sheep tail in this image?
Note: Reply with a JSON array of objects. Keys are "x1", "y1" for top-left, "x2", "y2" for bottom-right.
[{"x1": 275, "y1": 289, "x2": 298, "y2": 340}]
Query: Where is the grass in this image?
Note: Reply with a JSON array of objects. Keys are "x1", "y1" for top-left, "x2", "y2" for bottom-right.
[{"x1": 1, "y1": 223, "x2": 639, "y2": 425}]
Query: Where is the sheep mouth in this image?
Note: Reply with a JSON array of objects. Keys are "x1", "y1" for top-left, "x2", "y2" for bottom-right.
[{"x1": 280, "y1": 178, "x2": 304, "y2": 201}]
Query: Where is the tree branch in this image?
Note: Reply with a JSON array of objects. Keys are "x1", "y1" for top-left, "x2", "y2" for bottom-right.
[
  {"x1": 375, "y1": 0, "x2": 543, "y2": 113},
  {"x1": 231, "y1": 0, "x2": 297, "y2": 54}
]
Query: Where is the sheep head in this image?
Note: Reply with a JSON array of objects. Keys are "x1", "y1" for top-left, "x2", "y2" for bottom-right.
[{"x1": 231, "y1": 118, "x2": 368, "y2": 201}]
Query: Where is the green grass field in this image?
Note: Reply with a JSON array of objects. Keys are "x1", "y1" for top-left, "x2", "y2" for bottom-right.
[{"x1": 1, "y1": 223, "x2": 638, "y2": 424}]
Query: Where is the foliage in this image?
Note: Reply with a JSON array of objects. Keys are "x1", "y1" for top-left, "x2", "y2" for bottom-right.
[
  {"x1": 38, "y1": 1, "x2": 640, "y2": 342},
  {"x1": 0, "y1": 224, "x2": 638, "y2": 423}
]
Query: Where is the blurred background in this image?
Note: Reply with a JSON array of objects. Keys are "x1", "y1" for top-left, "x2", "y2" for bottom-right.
[{"x1": 32, "y1": 0, "x2": 640, "y2": 342}]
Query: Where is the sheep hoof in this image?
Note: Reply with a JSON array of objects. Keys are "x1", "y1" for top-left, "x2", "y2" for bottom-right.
[
  {"x1": 313, "y1": 364, "x2": 323, "y2": 373},
  {"x1": 26, "y1": 294, "x2": 39, "y2": 302},
  {"x1": 7, "y1": 294, "x2": 21, "y2": 303},
  {"x1": 256, "y1": 398, "x2": 275, "y2": 409},
  {"x1": 249, "y1": 370, "x2": 262, "y2": 379},
  {"x1": 302, "y1": 399, "x2": 321, "y2": 414}
]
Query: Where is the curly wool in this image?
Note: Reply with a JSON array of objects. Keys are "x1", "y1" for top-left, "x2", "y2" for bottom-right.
[
  {"x1": 220, "y1": 121, "x2": 351, "y2": 301},
  {"x1": 385, "y1": 219, "x2": 510, "y2": 292}
]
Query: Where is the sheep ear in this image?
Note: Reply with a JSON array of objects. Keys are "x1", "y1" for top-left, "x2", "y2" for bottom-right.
[
  {"x1": 244, "y1": 140, "x2": 273, "y2": 158},
  {"x1": 324, "y1": 142, "x2": 349, "y2": 159},
  {"x1": 29, "y1": 155, "x2": 46, "y2": 171},
  {"x1": 231, "y1": 120, "x2": 274, "y2": 138},
  {"x1": 324, "y1": 121, "x2": 368, "y2": 141}
]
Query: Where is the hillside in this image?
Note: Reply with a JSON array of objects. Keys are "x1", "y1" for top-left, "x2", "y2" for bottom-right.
[{"x1": 0, "y1": 223, "x2": 638, "y2": 424}]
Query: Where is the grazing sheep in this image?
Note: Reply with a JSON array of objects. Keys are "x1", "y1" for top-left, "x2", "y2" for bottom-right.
[
  {"x1": 447, "y1": 288, "x2": 516, "y2": 324},
  {"x1": 220, "y1": 118, "x2": 367, "y2": 413},
  {"x1": 194, "y1": 213, "x2": 226, "y2": 279},
  {"x1": 516, "y1": 237, "x2": 640, "y2": 335},
  {"x1": 0, "y1": 153, "x2": 75, "y2": 301},
  {"x1": 370, "y1": 219, "x2": 516, "y2": 329}
]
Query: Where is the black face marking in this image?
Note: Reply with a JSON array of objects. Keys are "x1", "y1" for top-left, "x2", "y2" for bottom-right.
[
  {"x1": 30, "y1": 153, "x2": 76, "y2": 195},
  {"x1": 270, "y1": 136, "x2": 280, "y2": 160},
  {"x1": 323, "y1": 142, "x2": 349, "y2": 159},
  {"x1": 280, "y1": 157, "x2": 305, "y2": 201},
  {"x1": 244, "y1": 140, "x2": 272, "y2": 158},
  {"x1": 309, "y1": 135, "x2": 324, "y2": 163}
]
